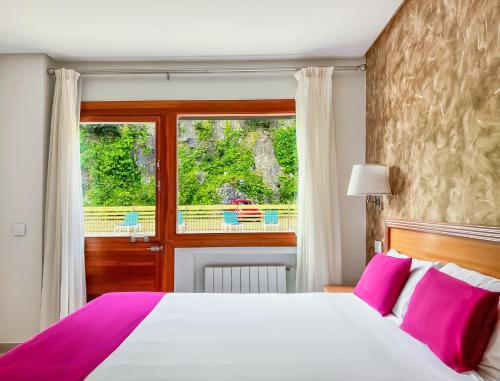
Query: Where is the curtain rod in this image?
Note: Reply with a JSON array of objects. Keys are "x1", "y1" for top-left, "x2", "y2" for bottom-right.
[{"x1": 46, "y1": 64, "x2": 366, "y2": 76}]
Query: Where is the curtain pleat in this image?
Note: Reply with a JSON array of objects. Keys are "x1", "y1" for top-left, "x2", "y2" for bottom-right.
[
  {"x1": 294, "y1": 67, "x2": 342, "y2": 292},
  {"x1": 40, "y1": 69, "x2": 86, "y2": 329}
]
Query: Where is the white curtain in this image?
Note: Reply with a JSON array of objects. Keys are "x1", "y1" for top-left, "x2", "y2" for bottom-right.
[
  {"x1": 294, "y1": 67, "x2": 342, "y2": 292},
  {"x1": 40, "y1": 69, "x2": 86, "y2": 329}
]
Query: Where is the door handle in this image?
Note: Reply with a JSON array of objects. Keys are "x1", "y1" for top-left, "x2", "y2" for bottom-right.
[{"x1": 149, "y1": 245, "x2": 163, "y2": 252}]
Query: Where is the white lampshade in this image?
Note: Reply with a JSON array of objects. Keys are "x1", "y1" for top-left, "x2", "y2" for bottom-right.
[{"x1": 347, "y1": 164, "x2": 391, "y2": 196}]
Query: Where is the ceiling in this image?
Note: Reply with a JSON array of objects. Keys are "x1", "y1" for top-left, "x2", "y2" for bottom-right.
[{"x1": 0, "y1": 0, "x2": 403, "y2": 61}]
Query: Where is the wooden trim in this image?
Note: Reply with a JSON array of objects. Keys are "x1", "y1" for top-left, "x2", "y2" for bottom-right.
[
  {"x1": 80, "y1": 115, "x2": 161, "y2": 123},
  {"x1": 169, "y1": 233, "x2": 296, "y2": 248},
  {"x1": 386, "y1": 219, "x2": 500, "y2": 243},
  {"x1": 85, "y1": 237, "x2": 161, "y2": 250},
  {"x1": 323, "y1": 285, "x2": 355, "y2": 293},
  {"x1": 162, "y1": 244, "x2": 175, "y2": 292},
  {"x1": 80, "y1": 100, "x2": 297, "y2": 251},
  {"x1": 386, "y1": 219, "x2": 500, "y2": 278},
  {"x1": 80, "y1": 115, "x2": 163, "y2": 243},
  {"x1": 80, "y1": 100, "x2": 297, "y2": 297},
  {"x1": 81, "y1": 99, "x2": 295, "y2": 114}
]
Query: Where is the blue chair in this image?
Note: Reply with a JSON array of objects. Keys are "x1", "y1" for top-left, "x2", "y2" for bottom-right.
[
  {"x1": 114, "y1": 212, "x2": 141, "y2": 233},
  {"x1": 178, "y1": 211, "x2": 186, "y2": 232},
  {"x1": 263, "y1": 210, "x2": 279, "y2": 230},
  {"x1": 222, "y1": 211, "x2": 243, "y2": 231}
]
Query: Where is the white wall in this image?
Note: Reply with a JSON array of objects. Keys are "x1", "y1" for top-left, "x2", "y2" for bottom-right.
[
  {"x1": 0, "y1": 54, "x2": 53, "y2": 342},
  {"x1": 0, "y1": 56, "x2": 364, "y2": 339},
  {"x1": 175, "y1": 247, "x2": 297, "y2": 293},
  {"x1": 333, "y1": 69, "x2": 367, "y2": 285},
  {"x1": 60, "y1": 58, "x2": 362, "y2": 102},
  {"x1": 61, "y1": 58, "x2": 367, "y2": 288}
]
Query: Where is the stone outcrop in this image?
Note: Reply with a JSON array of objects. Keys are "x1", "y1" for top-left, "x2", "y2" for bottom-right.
[
  {"x1": 217, "y1": 183, "x2": 248, "y2": 204},
  {"x1": 178, "y1": 120, "x2": 198, "y2": 148},
  {"x1": 213, "y1": 120, "x2": 225, "y2": 140},
  {"x1": 253, "y1": 130, "x2": 282, "y2": 193}
]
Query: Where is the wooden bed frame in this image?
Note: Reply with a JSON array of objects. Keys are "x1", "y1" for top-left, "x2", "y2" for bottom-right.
[{"x1": 385, "y1": 219, "x2": 500, "y2": 279}]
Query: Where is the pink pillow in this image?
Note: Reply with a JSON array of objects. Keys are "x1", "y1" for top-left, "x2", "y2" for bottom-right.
[
  {"x1": 401, "y1": 268, "x2": 499, "y2": 372},
  {"x1": 354, "y1": 253, "x2": 411, "y2": 315}
]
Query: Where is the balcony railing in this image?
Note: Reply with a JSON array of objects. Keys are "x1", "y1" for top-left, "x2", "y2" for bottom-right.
[{"x1": 83, "y1": 204, "x2": 297, "y2": 237}]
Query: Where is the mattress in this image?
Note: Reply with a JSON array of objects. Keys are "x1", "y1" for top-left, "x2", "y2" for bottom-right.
[{"x1": 88, "y1": 293, "x2": 483, "y2": 381}]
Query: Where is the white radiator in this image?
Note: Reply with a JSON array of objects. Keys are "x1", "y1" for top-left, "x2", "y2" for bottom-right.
[{"x1": 204, "y1": 265, "x2": 287, "y2": 293}]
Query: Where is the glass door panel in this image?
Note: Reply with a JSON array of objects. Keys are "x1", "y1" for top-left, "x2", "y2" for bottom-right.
[{"x1": 80, "y1": 122, "x2": 157, "y2": 239}]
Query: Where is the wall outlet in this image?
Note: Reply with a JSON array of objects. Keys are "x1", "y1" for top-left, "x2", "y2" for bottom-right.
[{"x1": 374, "y1": 240, "x2": 383, "y2": 253}]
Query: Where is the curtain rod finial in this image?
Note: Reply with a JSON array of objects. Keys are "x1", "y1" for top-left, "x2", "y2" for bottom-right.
[{"x1": 47, "y1": 68, "x2": 56, "y2": 75}]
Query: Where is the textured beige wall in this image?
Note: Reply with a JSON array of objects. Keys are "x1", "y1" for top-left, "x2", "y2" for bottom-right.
[{"x1": 365, "y1": 0, "x2": 500, "y2": 260}]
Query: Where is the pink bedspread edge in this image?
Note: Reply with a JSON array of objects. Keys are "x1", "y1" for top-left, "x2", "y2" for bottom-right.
[{"x1": 0, "y1": 291, "x2": 165, "y2": 381}]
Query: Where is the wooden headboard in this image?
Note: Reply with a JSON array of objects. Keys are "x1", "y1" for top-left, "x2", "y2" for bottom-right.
[{"x1": 385, "y1": 220, "x2": 500, "y2": 279}]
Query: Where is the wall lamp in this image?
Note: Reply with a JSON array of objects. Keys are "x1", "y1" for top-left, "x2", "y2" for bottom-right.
[{"x1": 347, "y1": 164, "x2": 392, "y2": 209}]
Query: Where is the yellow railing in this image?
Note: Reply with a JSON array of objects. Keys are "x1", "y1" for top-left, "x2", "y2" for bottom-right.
[
  {"x1": 84, "y1": 206, "x2": 155, "y2": 236},
  {"x1": 83, "y1": 204, "x2": 297, "y2": 236}
]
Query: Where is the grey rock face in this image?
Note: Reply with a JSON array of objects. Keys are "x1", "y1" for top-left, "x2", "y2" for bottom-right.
[
  {"x1": 230, "y1": 120, "x2": 242, "y2": 131},
  {"x1": 195, "y1": 171, "x2": 206, "y2": 184},
  {"x1": 136, "y1": 133, "x2": 156, "y2": 180},
  {"x1": 253, "y1": 130, "x2": 282, "y2": 193},
  {"x1": 178, "y1": 120, "x2": 198, "y2": 148},
  {"x1": 213, "y1": 120, "x2": 225, "y2": 141},
  {"x1": 217, "y1": 183, "x2": 248, "y2": 205}
]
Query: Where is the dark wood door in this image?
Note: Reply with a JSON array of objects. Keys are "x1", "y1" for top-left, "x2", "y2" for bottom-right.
[
  {"x1": 85, "y1": 239, "x2": 163, "y2": 301},
  {"x1": 80, "y1": 100, "x2": 297, "y2": 301},
  {"x1": 80, "y1": 115, "x2": 168, "y2": 301}
]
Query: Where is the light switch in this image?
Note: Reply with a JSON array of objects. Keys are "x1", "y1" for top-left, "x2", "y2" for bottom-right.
[
  {"x1": 374, "y1": 240, "x2": 383, "y2": 253},
  {"x1": 12, "y1": 223, "x2": 26, "y2": 236}
]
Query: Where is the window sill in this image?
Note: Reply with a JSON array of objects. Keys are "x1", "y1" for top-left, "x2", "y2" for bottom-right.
[{"x1": 168, "y1": 232, "x2": 296, "y2": 248}]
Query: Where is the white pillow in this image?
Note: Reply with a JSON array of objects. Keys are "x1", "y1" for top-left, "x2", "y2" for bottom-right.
[
  {"x1": 439, "y1": 263, "x2": 500, "y2": 381},
  {"x1": 386, "y1": 249, "x2": 443, "y2": 319},
  {"x1": 440, "y1": 263, "x2": 500, "y2": 291},
  {"x1": 385, "y1": 248, "x2": 407, "y2": 259}
]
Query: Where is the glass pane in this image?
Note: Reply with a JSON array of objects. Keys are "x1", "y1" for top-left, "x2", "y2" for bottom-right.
[
  {"x1": 80, "y1": 122, "x2": 156, "y2": 237},
  {"x1": 177, "y1": 117, "x2": 297, "y2": 233}
]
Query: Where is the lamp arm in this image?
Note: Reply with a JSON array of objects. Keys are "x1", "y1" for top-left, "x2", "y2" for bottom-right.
[{"x1": 367, "y1": 195, "x2": 383, "y2": 210}]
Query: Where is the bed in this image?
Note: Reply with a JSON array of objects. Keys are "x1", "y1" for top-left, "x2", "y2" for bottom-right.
[
  {"x1": 1, "y1": 220, "x2": 499, "y2": 381},
  {"x1": 87, "y1": 292, "x2": 485, "y2": 381}
]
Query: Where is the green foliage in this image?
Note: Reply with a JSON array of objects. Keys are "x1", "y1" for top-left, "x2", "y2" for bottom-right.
[
  {"x1": 81, "y1": 119, "x2": 298, "y2": 208},
  {"x1": 80, "y1": 124, "x2": 156, "y2": 207},
  {"x1": 271, "y1": 122, "x2": 298, "y2": 203},
  {"x1": 194, "y1": 120, "x2": 213, "y2": 141},
  {"x1": 178, "y1": 119, "x2": 298, "y2": 205},
  {"x1": 272, "y1": 124, "x2": 298, "y2": 174},
  {"x1": 178, "y1": 124, "x2": 273, "y2": 205},
  {"x1": 277, "y1": 174, "x2": 298, "y2": 204}
]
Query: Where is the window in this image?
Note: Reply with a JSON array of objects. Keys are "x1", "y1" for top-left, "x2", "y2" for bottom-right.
[
  {"x1": 80, "y1": 100, "x2": 296, "y2": 296},
  {"x1": 177, "y1": 116, "x2": 297, "y2": 233},
  {"x1": 80, "y1": 122, "x2": 157, "y2": 237}
]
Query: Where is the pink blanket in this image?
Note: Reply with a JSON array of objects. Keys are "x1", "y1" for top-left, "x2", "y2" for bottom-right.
[{"x1": 0, "y1": 292, "x2": 165, "y2": 381}]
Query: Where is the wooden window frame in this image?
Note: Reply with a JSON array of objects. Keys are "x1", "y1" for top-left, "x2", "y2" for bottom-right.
[
  {"x1": 80, "y1": 115, "x2": 163, "y2": 243},
  {"x1": 80, "y1": 99, "x2": 297, "y2": 250}
]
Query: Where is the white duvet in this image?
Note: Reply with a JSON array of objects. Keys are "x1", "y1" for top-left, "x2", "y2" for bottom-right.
[{"x1": 88, "y1": 293, "x2": 483, "y2": 381}]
